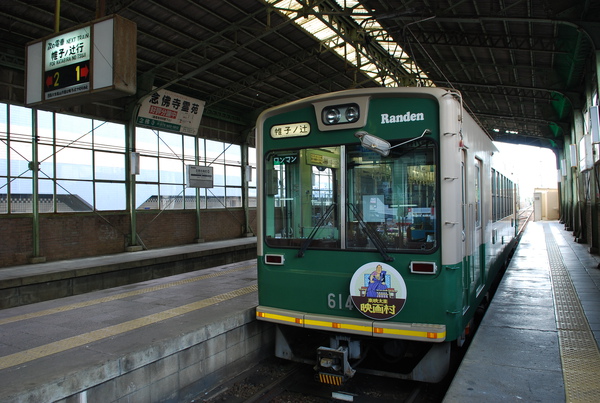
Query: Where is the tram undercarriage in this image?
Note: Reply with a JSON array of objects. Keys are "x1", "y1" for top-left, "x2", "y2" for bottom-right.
[{"x1": 274, "y1": 325, "x2": 451, "y2": 384}]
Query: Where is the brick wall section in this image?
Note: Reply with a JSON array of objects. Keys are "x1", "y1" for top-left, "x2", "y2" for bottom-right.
[
  {"x1": 0, "y1": 217, "x2": 33, "y2": 266},
  {"x1": 136, "y1": 210, "x2": 198, "y2": 248},
  {"x1": 199, "y1": 210, "x2": 247, "y2": 241},
  {"x1": 39, "y1": 214, "x2": 130, "y2": 261},
  {"x1": 0, "y1": 209, "x2": 257, "y2": 268}
]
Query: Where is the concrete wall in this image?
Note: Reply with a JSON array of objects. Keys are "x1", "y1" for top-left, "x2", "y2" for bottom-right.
[
  {"x1": 26, "y1": 309, "x2": 274, "y2": 403},
  {"x1": 0, "y1": 240, "x2": 256, "y2": 309}
]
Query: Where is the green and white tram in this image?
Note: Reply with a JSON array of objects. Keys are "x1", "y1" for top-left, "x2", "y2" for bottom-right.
[{"x1": 255, "y1": 87, "x2": 518, "y2": 383}]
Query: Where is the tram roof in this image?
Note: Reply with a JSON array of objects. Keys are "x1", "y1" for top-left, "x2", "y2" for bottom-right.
[{"x1": 0, "y1": 0, "x2": 597, "y2": 152}]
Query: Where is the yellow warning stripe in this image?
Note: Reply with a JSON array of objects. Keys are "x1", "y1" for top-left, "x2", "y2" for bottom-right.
[
  {"x1": 0, "y1": 285, "x2": 257, "y2": 371},
  {"x1": 374, "y1": 327, "x2": 446, "y2": 340},
  {"x1": 304, "y1": 318, "x2": 372, "y2": 334},
  {"x1": 0, "y1": 264, "x2": 255, "y2": 326},
  {"x1": 256, "y1": 308, "x2": 445, "y2": 341},
  {"x1": 257, "y1": 311, "x2": 303, "y2": 325}
]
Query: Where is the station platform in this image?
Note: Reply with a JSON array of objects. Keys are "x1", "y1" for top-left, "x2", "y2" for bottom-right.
[
  {"x1": 3, "y1": 222, "x2": 600, "y2": 402},
  {"x1": 444, "y1": 221, "x2": 600, "y2": 402},
  {"x1": 0, "y1": 250, "x2": 272, "y2": 402},
  {"x1": 0, "y1": 237, "x2": 257, "y2": 309}
]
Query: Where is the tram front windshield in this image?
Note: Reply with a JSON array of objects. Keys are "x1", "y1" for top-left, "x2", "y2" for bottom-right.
[{"x1": 264, "y1": 139, "x2": 437, "y2": 253}]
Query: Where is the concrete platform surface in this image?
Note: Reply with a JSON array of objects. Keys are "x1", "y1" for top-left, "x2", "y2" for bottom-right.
[
  {"x1": 0, "y1": 258, "x2": 271, "y2": 403},
  {"x1": 444, "y1": 221, "x2": 600, "y2": 402}
]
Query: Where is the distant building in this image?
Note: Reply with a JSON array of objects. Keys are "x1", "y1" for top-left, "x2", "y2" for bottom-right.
[
  {"x1": 137, "y1": 195, "x2": 255, "y2": 210},
  {"x1": 533, "y1": 188, "x2": 559, "y2": 221},
  {"x1": 0, "y1": 193, "x2": 256, "y2": 213},
  {"x1": 0, "y1": 193, "x2": 93, "y2": 213}
]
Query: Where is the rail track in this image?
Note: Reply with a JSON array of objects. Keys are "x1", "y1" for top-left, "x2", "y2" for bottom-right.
[
  {"x1": 194, "y1": 356, "x2": 450, "y2": 403},
  {"x1": 517, "y1": 206, "x2": 534, "y2": 235}
]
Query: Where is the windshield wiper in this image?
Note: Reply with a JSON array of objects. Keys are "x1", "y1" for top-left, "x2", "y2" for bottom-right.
[
  {"x1": 348, "y1": 203, "x2": 394, "y2": 262},
  {"x1": 297, "y1": 203, "x2": 336, "y2": 258}
]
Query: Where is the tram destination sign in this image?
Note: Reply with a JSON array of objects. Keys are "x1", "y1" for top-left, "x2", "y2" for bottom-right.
[{"x1": 26, "y1": 15, "x2": 137, "y2": 108}]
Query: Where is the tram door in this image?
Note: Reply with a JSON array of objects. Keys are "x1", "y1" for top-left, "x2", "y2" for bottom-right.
[
  {"x1": 461, "y1": 151, "x2": 484, "y2": 309},
  {"x1": 472, "y1": 158, "x2": 483, "y2": 294},
  {"x1": 461, "y1": 154, "x2": 467, "y2": 310}
]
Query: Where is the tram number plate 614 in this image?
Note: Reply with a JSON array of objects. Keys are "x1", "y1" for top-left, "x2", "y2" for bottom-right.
[{"x1": 327, "y1": 293, "x2": 354, "y2": 310}]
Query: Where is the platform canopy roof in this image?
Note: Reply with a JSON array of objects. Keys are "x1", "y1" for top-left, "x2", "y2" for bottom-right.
[{"x1": 1, "y1": 0, "x2": 599, "y2": 151}]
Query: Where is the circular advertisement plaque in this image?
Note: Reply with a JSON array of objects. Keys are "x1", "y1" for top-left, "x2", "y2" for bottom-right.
[{"x1": 349, "y1": 262, "x2": 407, "y2": 320}]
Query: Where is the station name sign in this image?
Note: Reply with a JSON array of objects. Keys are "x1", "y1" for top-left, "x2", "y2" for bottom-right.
[{"x1": 186, "y1": 165, "x2": 213, "y2": 188}]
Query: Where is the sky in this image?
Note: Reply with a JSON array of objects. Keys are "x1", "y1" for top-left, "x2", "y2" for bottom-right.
[{"x1": 493, "y1": 142, "x2": 558, "y2": 206}]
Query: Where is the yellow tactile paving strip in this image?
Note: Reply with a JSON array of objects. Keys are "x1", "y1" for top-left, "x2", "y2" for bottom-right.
[
  {"x1": 0, "y1": 263, "x2": 257, "y2": 371},
  {"x1": 545, "y1": 225, "x2": 600, "y2": 402}
]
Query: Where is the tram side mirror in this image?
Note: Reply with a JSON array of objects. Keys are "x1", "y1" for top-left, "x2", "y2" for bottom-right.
[
  {"x1": 355, "y1": 129, "x2": 431, "y2": 157},
  {"x1": 355, "y1": 131, "x2": 392, "y2": 156}
]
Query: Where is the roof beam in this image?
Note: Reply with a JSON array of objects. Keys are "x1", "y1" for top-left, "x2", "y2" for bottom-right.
[
  {"x1": 435, "y1": 81, "x2": 580, "y2": 108},
  {"x1": 406, "y1": 30, "x2": 569, "y2": 54}
]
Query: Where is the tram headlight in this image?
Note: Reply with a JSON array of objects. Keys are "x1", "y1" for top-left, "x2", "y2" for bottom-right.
[
  {"x1": 321, "y1": 103, "x2": 360, "y2": 125},
  {"x1": 345, "y1": 105, "x2": 359, "y2": 123},
  {"x1": 324, "y1": 108, "x2": 341, "y2": 124}
]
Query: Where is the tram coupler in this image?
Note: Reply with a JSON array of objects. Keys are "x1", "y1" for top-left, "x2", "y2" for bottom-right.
[{"x1": 316, "y1": 346, "x2": 356, "y2": 385}]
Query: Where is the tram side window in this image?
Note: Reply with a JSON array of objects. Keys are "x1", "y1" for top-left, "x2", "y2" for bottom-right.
[
  {"x1": 492, "y1": 169, "x2": 498, "y2": 222},
  {"x1": 503, "y1": 176, "x2": 508, "y2": 218},
  {"x1": 346, "y1": 140, "x2": 437, "y2": 252},
  {"x1": 264, "y1": 148, "x2": 341, "y2": 249},
  {"x1": 474, "y1": 159, "x2": 481, "y2": 228},
  {"x1": 491, "y1": 171, "x2": 513, "y2": 221},
  {"x1": 508, "y1": 178, "x2": 513, "y2": 216}
]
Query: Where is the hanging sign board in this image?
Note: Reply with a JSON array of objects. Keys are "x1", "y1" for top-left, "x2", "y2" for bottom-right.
[
  {"x1": 137, "y1": 89, "x2": 205, "y2": 135},
  {"x1": 43, "y1": 27, "x2": 91, "y2": 99},
  {"x1": 26, "y1": 15, "x2": 137, "y2": 108},
  {"x1": 187, "y1": 165, "x2": 213, "y2": 188}
]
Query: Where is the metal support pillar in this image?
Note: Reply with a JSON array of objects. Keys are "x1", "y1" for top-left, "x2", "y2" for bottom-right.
[
  {"x1": 241, "y1": 140, "x2": 253, "y2": 236},
  {"x1": 591, "y1": 51, "x2": 600, "y2": 252},
  {"x1": 194, "y1": 137, "x2": 203, "y2": 243},
  {"x1": 125, "y1": 106, "x2": 142, "y2": 251},
  {"x1": 30, "y1": 109, "x2": 45, "y2": 263},
  {"x1": 572, "y1": 111, "x2": 585, "y2": 241}
]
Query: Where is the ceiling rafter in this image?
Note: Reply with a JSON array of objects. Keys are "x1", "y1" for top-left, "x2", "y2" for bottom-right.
[
  {"x1": 0, "y1": 0, "x2": 596, "y2": 151},
  {"x1": 407, "y1": 30, "x2": 569, "y2": 54}
]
